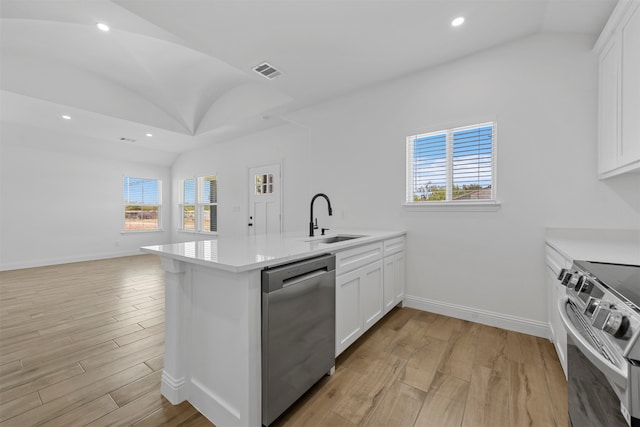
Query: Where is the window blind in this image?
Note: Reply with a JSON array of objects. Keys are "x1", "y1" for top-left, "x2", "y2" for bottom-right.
[
  {"x1": 201, "y1": 176, "x2": 217, "y2": 204},
  {"x1": 200, "y1": 176, "x2": 217, "y2": 232},
  {"x1": 452, "y1": 124, "x2": 494, "y2": 200},
  {"x1": 183, "y1": 179, "x2": 196, "y2": 204},
  {"x1": 123, "y1": 177, "x2": 161, "y2": 231},
  {"x1": 123, "y1": 177, "x2": 160, "y2": 205},
  {"x1": 180, "y1": 175, "x2": 218, "y2": 233},
  {"x1": 407, "y1": 122, "x2": 495, "y2": 203},
  {"x1": 181, "y1": 179, "x2": 196, "y2": 230},
  {"x1": 411, "y1": 132, "x2": 447, "y2": 201}
]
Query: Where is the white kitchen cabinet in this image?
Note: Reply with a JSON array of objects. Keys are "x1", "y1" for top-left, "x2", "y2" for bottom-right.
[
  {"x1": 596, "y1": 0, "x2": 640, "y2": 179},
  {"x1": 359, "y1": 260, "x2": 384, "y2": 332},
  {"x1": 620, "y1": 2, "x2": 640, "y2": 167},
  {"x1": 383, "y1": 256, "x2": 396, "y2": 313},
  {"x1": 393, "y1": 252, "x2": 405, "y2": 303},
  {"x1": 334, "y1": 238, "x2": 406, "y2": 356},
  {"x1": 545, "y1": 243, "x2": 571, "y2": 378},
  {"x1": 335, "y1": 267, "x2": 363, "y2": 354},
  {"x1": 335, "y1": 241, "x2": 383, "y2": 274},
  {"x1": 335, "y1": 242, "x2": 383, "y2": 356},
  {"x1": 334, "y1": 258, "x2": 385, "y2": 354},
  {"x1": 598, "y1": 37, "x2": 620, "y2": 174},
  {"x1": 383, "y1": 237, "x2": 405, "y2": 314}
]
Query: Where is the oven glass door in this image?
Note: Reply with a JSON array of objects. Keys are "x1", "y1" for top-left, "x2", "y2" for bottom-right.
[{"x1": 566, "y1": 303, "x2": 628, "y2": 426}]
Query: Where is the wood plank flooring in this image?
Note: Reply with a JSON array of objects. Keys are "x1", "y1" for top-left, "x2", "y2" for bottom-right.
[{"x1": 0, "y1": 255, "x2": 568, "y2": 426}]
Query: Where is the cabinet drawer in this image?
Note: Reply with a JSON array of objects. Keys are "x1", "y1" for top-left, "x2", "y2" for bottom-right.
[
  {"x1": 335, "y1": 242, "x2": 383, "y2": 276},
  {"x1": 545, "y1": 244, "x2": 572, "y2": 276},
  {"x1": 383, "y1": 236, "x2": 405, "y2": 257}
]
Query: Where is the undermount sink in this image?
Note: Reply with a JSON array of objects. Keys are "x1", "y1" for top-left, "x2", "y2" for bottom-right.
[{"x1": 316, "y1": 234, "x2": 366, "y2": 244}]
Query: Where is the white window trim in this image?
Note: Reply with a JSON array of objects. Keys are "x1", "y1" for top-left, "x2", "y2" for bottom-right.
[
  {"x1": 404, "y1": 121, "x2": 499, "y2": 211},
  {"x1": 122, "y1": 176, "x2": 163, "y2": 233},
  {"x1": 178, "y1": 175, "x2": 218, "y2": 235},
  {"x1": 402, "y1": 200, "x2": 501, "y2": 212},
  {"x1": 121, "y1": 228, "x2": 165, "y2": 234}
]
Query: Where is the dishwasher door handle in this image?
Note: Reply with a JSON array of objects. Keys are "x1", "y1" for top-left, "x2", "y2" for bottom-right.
[
  {"x1": 262, "y1": 254, "x2": 336, "y2": 293},
  {"x1": 282, "y1": 269, "x2": 327, "y2": 289}
]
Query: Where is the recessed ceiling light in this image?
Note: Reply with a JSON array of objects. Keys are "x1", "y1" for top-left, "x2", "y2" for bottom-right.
[
  {"x1": 96, "y1": 22, "x2": 110, "y2": 32},
  {"x1": 61, "y1": 115, "x2": 71, "y2": 120},
  {"x1": 145, "y1": 133, "x2": 153, "y2": 137},
  {"x1": 451, "y1": 17, "x2": 465, "y2": 27}
]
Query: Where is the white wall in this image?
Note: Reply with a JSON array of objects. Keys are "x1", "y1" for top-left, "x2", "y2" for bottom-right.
[
  {"x1": 170, "y1": 123, "x2": 312, "y2": 242},
  {"x1": 282, "y1": 33, "x2": 639, "y2": 333},
  {"x1": 8, "y1": 31, "x2": 637, "y2": 336},
  {"x1": 171, "y1": 33, "x2": 639, "y2": 334},
  {"x1": 0, "y1": 123, "x2": 173, "y2": 270}
]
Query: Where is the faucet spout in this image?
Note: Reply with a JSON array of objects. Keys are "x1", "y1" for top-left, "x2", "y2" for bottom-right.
[{"x1": 309, "y1": 193, "x2": 333, "y2": 237}]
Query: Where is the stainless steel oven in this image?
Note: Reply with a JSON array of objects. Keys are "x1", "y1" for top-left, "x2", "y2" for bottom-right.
[{"x1": 557, "y1": 261, "x2": 640, "y2": 427}]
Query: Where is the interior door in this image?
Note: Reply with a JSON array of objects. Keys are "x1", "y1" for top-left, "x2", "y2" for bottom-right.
[{"x1": 248, "y1": 164, "x2": 281, "y2": 236}]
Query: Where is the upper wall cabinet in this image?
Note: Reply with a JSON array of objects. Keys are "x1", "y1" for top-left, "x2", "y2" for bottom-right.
[{"x1": 595, "y1": 1, "x2": 640, "y2": 179}]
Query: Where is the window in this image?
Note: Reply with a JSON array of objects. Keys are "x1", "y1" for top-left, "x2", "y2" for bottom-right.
[
  {"x1": 123, "y1": 177, "x2": 161, "y2": 231},
  {"x1": 406, "y1": 122, "x2": 497, "y2": 206},
  {"x1": 255, "y1": 173, "x2": 273, "y2": 195},
  {"x1": 179, "y1": 175, "x2": 218, "y2": 233}
]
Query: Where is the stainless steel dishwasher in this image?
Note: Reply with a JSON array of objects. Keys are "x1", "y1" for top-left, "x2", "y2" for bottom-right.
[{"x1": 261, "y1": 253, "x2": 336, "y2": 426}]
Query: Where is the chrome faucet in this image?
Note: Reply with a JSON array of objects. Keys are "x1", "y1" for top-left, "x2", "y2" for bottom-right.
[{"x1": 309, "y1": 193, "x2": 333, "y2": 237}]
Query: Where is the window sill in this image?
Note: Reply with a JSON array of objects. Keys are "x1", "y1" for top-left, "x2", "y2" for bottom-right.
[
  {"x1": 402, "y1": 200, "x2": 501, "y2": 212},
  {"x1": 121, "y1": 229, "x2": 164, "y2": 234},
  {"x1": 177, "y1": 229, "x2": 218, "y2": 236}
]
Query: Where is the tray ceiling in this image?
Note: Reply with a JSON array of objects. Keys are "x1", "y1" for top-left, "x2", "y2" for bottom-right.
[{"x1": 0, "y1": 0, "x2": 617, "y2": 157}]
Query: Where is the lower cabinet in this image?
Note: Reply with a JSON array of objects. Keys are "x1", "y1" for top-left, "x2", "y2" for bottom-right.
[
  {"x1": 335, "y1": 236, "x2": 405, "y2": 356},
  {"x1": 335, "y1": 260, "x2": 383, "y2": 355},
  {"x1": 545, "y1": 243, "x2": 571, "y2": 378},
  {"x1": 383, "y1": 252, "x2": 405, "y2": 314}
]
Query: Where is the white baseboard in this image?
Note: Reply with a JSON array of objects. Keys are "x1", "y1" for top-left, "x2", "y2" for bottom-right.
[
  {"x1": 404, "y1": 294, "x2": 551, "y2": 339},
  {"x1": 0, "y1": 250, "x2": 144, "y2": 271},
  {"x1": 160, "y1": 371, "x2": 187, "y2": 405},
  {"x1": 188, "y1": 378, "x2": 246, "y2": 426}
]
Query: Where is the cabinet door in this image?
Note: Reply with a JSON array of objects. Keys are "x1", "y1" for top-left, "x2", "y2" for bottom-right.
[
  {"x1": 394, "y1": 252, "x2": 405, "y2": 303},
  {"x1": 361, "y1": 260, "x2": 384, "y2": 332},
  {"x1": 383, "y1": 256, "x2": 396, "y2": 314},
  {"x1": 598, "y1": 37, "x2": 620, "y2": 176},
  {"x1": 620, "y1": 3, "x2": 640, "y2": 168},
  {"x1": 545, "y1": 244, "x2": 569, "y2": 378},
  {"x1": 335, "y1": 269, "x2": 362, "y2": 356},
  {"x1": 546, "y1": 264, "x2": 567, "y2": 378},
  {"x1": 383, "y1": 252, "x2": 406, "y2": 315}
]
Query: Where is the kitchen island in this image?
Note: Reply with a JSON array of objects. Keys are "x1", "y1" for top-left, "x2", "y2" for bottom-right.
[{"x1": 141, "y1": 229, "x2": 405, "y2": 426}]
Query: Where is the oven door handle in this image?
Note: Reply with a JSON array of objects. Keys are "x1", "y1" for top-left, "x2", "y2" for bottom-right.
[{"x1": 557, "y1": 296, "x2": 627, "y2": 387}]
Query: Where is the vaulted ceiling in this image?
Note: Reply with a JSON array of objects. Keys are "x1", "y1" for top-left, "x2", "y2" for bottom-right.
[{"x1": 0, "y1": 0, "x2": 617, "y2": 157}]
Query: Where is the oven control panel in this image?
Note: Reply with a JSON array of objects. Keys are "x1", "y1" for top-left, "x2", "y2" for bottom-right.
[
  {"x1": 559, "y1": 266, "x2": 640, "y2": 361},
  {"x1": 585, "y1": 297, "x2": 631, "y2": 339}
]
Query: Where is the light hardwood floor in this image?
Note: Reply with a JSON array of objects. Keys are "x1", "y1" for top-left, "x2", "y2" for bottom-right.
[{"x1": 0, "y1": 255, "x2": 568, "y2": 426}]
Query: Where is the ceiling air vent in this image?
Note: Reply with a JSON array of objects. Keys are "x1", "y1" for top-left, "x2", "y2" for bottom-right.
[
  {"x1": 120, "y1": 137, "x2": 136, "y2": 142},
  {"x1": 253, "y1": 62, "x2": 282, "y2": 80}
]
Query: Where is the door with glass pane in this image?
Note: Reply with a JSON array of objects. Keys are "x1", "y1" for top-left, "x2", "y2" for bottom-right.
[{"x1": 248, "y1": 164, "x2": 281, "y2": 236}]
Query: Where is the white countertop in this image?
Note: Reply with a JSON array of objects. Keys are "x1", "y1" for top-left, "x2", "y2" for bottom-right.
[
  {"x1": 545, "y1": 228, "x2": 640, "y2": 265},
  {"x1": 141, "y1": 229, "x2": 405, "y2": 273}
]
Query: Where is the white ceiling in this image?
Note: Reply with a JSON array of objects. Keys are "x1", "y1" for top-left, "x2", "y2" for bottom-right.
[{"x1": 0, "y1": 0, "x2": 617, "y2": 159}]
